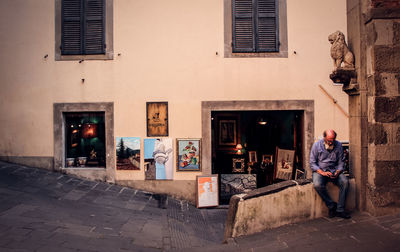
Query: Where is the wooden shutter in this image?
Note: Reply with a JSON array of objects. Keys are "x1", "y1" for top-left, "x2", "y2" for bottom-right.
[
  {"x1": 232, "y1": 0, "x2": 279, "y2": 53},
  {"x1": 62, "y1": 0, "x2": 83, "y2": 55},
  {"x1": 61, "y1": 0, "x2": 105, "y2": 55},
  {"x1": 84, "y1": 0, "x2": 105, "y2": 54},
  {"x1": 256, "y1": 0, "x2": 279, "y2": 52},
  {"x1": 232, "y1": 0, "x2": 255, "y2": 52}
]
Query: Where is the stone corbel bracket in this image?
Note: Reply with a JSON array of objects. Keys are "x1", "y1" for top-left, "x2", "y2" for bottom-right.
[{"x1": 329, "y1": 68, "x2": 359, "y2": 95}]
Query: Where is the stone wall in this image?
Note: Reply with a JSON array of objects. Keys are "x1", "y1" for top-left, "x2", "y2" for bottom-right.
[
  {"x1": 346, "y1": 0, "x2": 400, "y2": 215},
  {"x1": 365, "y1": 7, "x2": 400, "y2": 214}
]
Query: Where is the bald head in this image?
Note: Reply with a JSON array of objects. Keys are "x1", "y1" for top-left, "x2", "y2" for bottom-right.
[{"x1": 323, "y1": 129, "x2": 337, "y2": 146}]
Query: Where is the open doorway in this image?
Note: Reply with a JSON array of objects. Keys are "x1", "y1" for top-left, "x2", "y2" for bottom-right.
[{"x1": 211, "y1": 110, "x2": 304, "y2": 204}]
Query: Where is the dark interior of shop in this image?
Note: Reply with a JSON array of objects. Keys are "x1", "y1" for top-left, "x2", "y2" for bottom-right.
[{"x1": 211, "y1": 110, "x2": 304, "y2": 204}]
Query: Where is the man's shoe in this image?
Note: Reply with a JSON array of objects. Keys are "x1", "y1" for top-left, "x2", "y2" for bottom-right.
[
  {"x1": 328, "y1": 203, "x2": 337, "y2": 218},
  {"x1": 336, "y1": 211, "x2": 351, "y2": 219}
]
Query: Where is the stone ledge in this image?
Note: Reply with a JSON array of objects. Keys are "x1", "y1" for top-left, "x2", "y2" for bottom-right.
[
  {"x1": 330, "y1": 68, "x2": 357, "y2": 85},
  {"x1": 224, "y1": 178, "x2": 356, "y2": 239},
  {"x1": 243, "y1": 179, "x2": 311, "y2": 200}
]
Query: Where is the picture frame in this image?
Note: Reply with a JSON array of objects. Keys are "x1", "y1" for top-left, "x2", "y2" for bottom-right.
[
  {"x1": 116, "y1": 137, "x2": 141, "y2": 170},
  {"x1": 218, "y1": 119, "x2": 237, "y2": 146},
  {"x1": 146, "y1": 102, "x2": 168, "y2": 137},
  {"x1": 295, "y1": 169, "x2": 305, "y2": 180},
  {"x1": 274, "y1": 147, "x2": 295, "y2": 180},
  {"x1": 262, "y1": 154, "x2": 273, "y2": 166},
  {"x1": 176, "y1": 138, "x2": 201, "y2": 172},
  {"x1": 248, "y1": 151, "x2": 257, "y2": 163},
  {"x1": 196, "y1": 175, "x2": 219, "y2": 208},
  {"x1": 232, "y1": 158, "x2": 245, "y2": 173},
  {"x1": 143, "y1": 138, "x2": 173, "y2": 180}
]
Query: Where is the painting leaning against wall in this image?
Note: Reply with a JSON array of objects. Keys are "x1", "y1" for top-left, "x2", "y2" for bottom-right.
[{"x1": 116, "y1": 137, "x2": 141, "y2": 170}]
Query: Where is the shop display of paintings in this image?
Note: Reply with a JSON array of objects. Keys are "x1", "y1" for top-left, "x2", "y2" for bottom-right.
[
  {"x1": 116, "y1": 137, "x2": 140, "y2": 170},
  {"x1": 196, "y1": 175, "x2": 218, "y2": 208},
  {"x1": 144, "y1": 138, "x2": 173, "y2": 180},
  {"x1": 176, "y1": 139, "x2": 201, "y2": 171},
  {"x1": 275, "y1": 148, "x2": 295, "y2": 180}
]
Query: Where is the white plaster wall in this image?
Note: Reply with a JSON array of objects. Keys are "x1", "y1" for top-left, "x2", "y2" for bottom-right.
[{"x1": 0, "y1": 0, "x2": 349, "y2": 181}]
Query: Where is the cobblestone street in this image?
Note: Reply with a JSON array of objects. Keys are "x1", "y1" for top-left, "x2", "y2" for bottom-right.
[{"x1": 1, "y1": 161, "x2": 400, "y2": 252}]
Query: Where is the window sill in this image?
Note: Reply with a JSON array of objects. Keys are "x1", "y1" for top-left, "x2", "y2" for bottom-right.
[
  {"x1": 55, "y1": 53, "x2": 113, "y2": 61},
  {"x1": 224, "y1": 51, "x2": 288, "y2": 58}
]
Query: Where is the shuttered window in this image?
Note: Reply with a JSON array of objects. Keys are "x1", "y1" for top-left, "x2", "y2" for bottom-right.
[
  {"x1": 61, "y1": 0, "x2": 105, "y2": 55},
  {"x1": 232, "y1": 0, "x2": 279, "y2": 53}
]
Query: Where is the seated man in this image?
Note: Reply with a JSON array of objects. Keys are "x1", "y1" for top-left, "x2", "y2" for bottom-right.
[{"x1": 310, "y1": 129, "x2": 350, "y2": 219}]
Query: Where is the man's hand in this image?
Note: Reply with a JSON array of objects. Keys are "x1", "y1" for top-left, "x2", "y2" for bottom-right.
[
  {"x1": 329, "y1": 170, "x2": 341, "y2": 179},
  {"x1": 317, "y1": 169, "x2": 332, "y2": 177}
]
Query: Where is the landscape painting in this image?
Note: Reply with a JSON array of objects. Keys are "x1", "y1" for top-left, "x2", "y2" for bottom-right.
[
  {"x1": 116, "y1": 137, "x2": 140, "y2": 170},
  {"x1": 144, "y1": 138, "x2": 173, "y2": 180}
]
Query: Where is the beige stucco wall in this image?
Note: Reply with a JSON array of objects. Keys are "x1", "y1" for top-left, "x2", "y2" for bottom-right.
[{"x1": 0, "y1": 0, "x2": 349, "y2": 182}]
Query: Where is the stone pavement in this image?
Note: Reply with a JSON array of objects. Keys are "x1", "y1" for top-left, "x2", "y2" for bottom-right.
[
  {"x1": 1, "y1": 161, "x2": 400, "y2": 252},
  {"x1": 0, "y1": 161, "x2": 227, "y2": 251}
]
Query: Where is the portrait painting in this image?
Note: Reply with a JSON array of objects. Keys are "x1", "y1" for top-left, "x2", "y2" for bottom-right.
[
  {"x1": 196, "y1": 175, "x2": 218, "y2": 208},
  {"x1": 219, "y1": 120, "x2": 237, "y2": 146}
]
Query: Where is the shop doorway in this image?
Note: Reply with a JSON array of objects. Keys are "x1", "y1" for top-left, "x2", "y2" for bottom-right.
[
  {"x1": 201, "y1": 100, "x2": 315, "y2": 205},
  {"x1": 211, "y1": 110, "x2": 304, "y2": 204}
]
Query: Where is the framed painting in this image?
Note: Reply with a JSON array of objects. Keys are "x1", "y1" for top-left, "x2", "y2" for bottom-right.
[
  {"x1": 274, "y1": 147, "x2": 295, "y2": 180},
  {"x1": 248, "y1": 151, "x2": 257, "y2": 163},
  {"x1": 232, "y1": 158, "x2": 245, "y2": 173},
  {"x1": 196, "y1": 175, "x2": 219, "y2": 208},
  {"x1": 218, "y1": 119, "x2": 237, "y2": 146},
  {"x1": 146, "y1": 102, "x2": 168, "y2": 137},
  {"x1": 176, "y1": 138, "x2": 201, "y2": 171},
  {"x1": 143, "y1": 138, "x2": 173, "y2": 180},
  {"x1": 116, "y1": 137, "x2": 141, "y2": 170}
]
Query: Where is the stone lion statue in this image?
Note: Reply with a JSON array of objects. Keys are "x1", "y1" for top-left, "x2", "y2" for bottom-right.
[{"x1": 328, "y1": 31, "x2": 354, "y2": 70}]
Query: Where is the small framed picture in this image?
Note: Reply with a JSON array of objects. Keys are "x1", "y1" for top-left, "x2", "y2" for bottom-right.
[
  {"x1": 232, "y1": 158, "x2": 245, "y2": 173},
  {"x1": 295, "y1": 169, "x2": 305, "y2": 180},
  {"x1": 176, "y1": 138, "x2": 201, "y2": 172},
  {"x1": 262, "y1": 154, "x2": 273, "y2": 166},
  {"x1": 248, "y1": 151, "x2": 257, "y2": 163}
]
